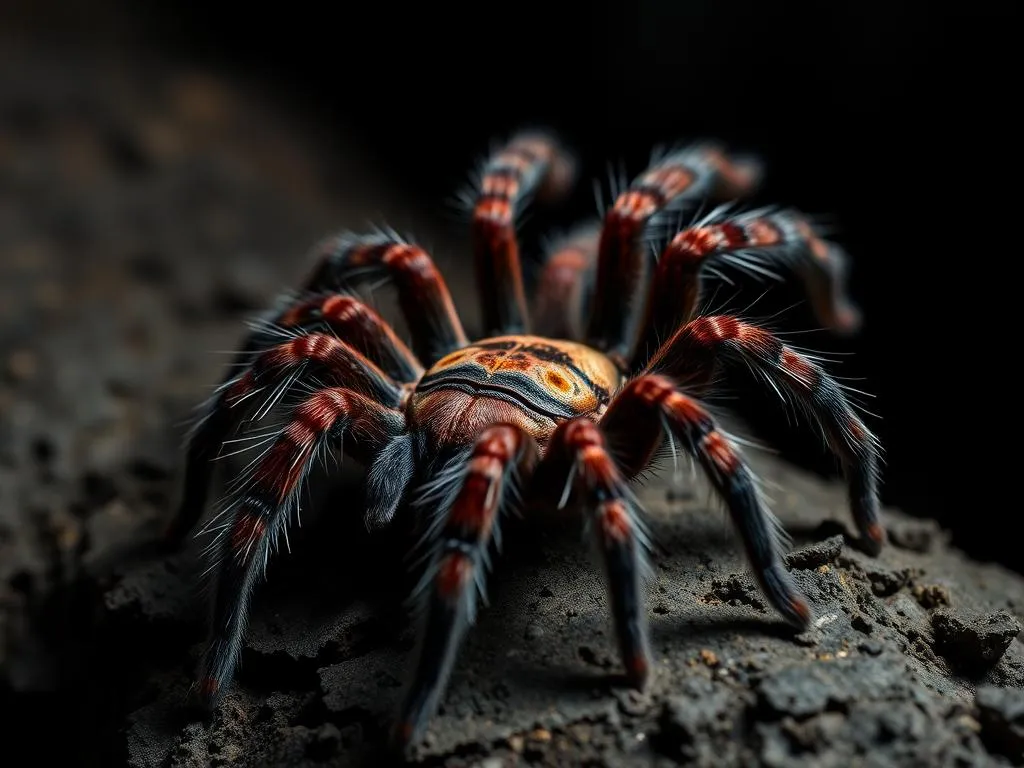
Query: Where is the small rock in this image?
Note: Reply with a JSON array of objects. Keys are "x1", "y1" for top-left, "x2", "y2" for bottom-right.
[
  {"x1": 865, "y1": 564, "x2": 912, "y2": 597},
  {"x1": 616, "y1": 688, "x2": 650, "y2": 716},
  {"x1": 976, "y1": 686, "x2": 1024, "y2": 763},
  {"x1": 932, "y1": 609, "x2": 1021, "y2": 673},
  {"x1": 658, "y1": 678, "x2": 736, "y2": 752},
  {"x1": 912, "y1": 583, "x2": 951, "y2": 610},
  {"x1": 785, "y1": 535, "x2": 844, "y2": 570},
  {"x1": 709, "y1": 575, "x2": 765, "y2": 611}
]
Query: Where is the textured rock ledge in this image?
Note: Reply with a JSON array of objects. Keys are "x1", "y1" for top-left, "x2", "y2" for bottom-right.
[{"x1": 111, "y1": 456, "x2": 1024, "y2": 767}]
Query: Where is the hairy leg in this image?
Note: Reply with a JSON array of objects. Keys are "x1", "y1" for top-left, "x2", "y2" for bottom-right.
[
  {"x1": 586, "y1": 143, "x2": 763, "y2": 368},
  {"x1": 647, "y1": 315, "x2": 883, "y2": 552},
  {"x1": 633, "y1": 208, "x2": 860, "y2": 368},
  {"x1": 166, "y1": 333, "x2": 404, "y2": 546},
  {"x1": 470, "y1": 131, "x2": 576, "y2": 335},
  {"x1": 273, "y1": 293, "x2": 424, "y2": 383},
  {"x1": 600, "y1": 375, "x2": 812, "y2": 629},
  {"x1": 393, "y1": 424, "x2": 535, "y2": 752},
  {"x1": 531, "y1": 222, "x2": 600, "y2": 340},
  {"x1": 536, "y1": 417, "x2": 653, "y2": 688},
  {"x1": 195, "y1": 388, "x2": 406, "y2": 706},
  {"x1": 303, "y1": 232, "x2": 467, "y2": 365}
]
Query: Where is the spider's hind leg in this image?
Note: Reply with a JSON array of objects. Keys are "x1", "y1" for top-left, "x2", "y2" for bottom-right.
[
  {"x1": 585, "y1": 143, "x2": 763, "y2": 368},
  {"x1": 631, "y1": 208, "x2": 861, "y2": 370},
  {"x1": 470, "y1": 131, "x2": 577, "y2": 336},
  {"x1": 531, "y1": 222, "x2": 600, "y2": 340},
  {"x1": 304, "y1": 233, "x2": 467, "y2": 366}
]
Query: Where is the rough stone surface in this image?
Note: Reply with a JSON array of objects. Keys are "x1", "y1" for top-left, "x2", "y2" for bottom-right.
[
  {"x1": 3, "y1": 44, "x2": 1024, "y2": 768},
  {"x1": 976, "y1": 685, "x2": 1024, "y2": 764}
]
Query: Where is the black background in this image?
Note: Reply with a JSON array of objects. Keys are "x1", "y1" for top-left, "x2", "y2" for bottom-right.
[{"x1": 7, "y1": 1, "x2": 1017, "y2": 569}]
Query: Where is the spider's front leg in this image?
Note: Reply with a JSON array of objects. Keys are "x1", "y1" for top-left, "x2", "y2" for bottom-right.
[
  {"x1": 195, "y1": 387, "x2": 408, "y2": 707},
  {"x1": 470, "y1": 131, "x2": 577, "y2": 336},
  {"x1": 648, "y1": 315, "x2": 884, "y2": 553},
  {"x1": 536, "y1": 418, "x2": 655, "y2": 687},
  {"x1": 166, "y1": 331, "x2": 409, "y2": 546},
  {"x1": 600, "y1": 376, "x2": 813, "y2": 630},
  {"x1": 393, "y1": 424, "x2": 536, "y2": 752}
]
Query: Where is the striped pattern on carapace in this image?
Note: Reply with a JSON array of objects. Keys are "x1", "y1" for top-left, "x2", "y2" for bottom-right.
[
  {"x1": 410, "y1": 335, "x2": 622, "y2": 449},
  {"x1": 421, "y1": 336, "x2": 620, "y2": 414},
  {"x1": 471, "y1": 132, "x2": 577, "y2": 336},
  {"x1": 585, "y1": 143, "x2": 765, "y2": 367},
  {"x1": 165, "y1": 127, "x2": 883, "y2": 758}
]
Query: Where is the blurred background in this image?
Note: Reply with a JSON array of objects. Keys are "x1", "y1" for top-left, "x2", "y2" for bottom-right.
[
  {"x1": 1, "y1": 5, "x2": 1016, "y2": 569},
  {"x1": 1, "y1": 1, "x2": 1016, "y2": 761}
]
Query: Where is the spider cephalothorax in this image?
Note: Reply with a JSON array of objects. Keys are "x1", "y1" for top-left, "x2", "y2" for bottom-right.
[{"x1": 164, "y1": 130, "x2": 882, "y2": 752}]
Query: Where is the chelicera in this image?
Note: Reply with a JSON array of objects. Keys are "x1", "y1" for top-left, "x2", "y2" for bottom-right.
[{"x1": 163, "y1": 131, "x2": 882, "y2": 752}]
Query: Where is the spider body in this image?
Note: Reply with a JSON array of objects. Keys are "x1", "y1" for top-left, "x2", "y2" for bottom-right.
[
  {"x1": 165, "y1": 130, "x2": 884, "y2": 754},
  {"x1": 412, "y1": 336, "x2": 621, "y2": 446}
]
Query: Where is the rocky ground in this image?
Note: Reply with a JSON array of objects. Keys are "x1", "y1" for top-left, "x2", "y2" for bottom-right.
[{"x1": 1, "y1": 46, "x2": 1022, "y2": 767}]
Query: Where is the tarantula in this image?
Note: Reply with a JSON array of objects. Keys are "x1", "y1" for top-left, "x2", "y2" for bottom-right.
[{"x1": 163, "y1": 130, "x2": 883, "y2": 752}]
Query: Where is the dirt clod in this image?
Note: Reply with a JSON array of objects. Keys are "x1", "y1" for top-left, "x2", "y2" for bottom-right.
[
  {"x1": 786, "y1": 535, "x2": 844, "y2": 570},
  {"x1": 932, "y1": 609, "x2": 1022, "y2": 674}
]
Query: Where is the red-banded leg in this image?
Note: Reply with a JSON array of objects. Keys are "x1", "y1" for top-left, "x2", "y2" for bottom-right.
[
  {"x1": 532, "y1": 222, "x2": 600, "y2": 340},
  {"x1": 599, "y1": 375, "x2": 813, "y2": 629},
  {"x1": 586, "y1": 143, "x2": 763, "y2": 368},
  {"x1": 633, "y1": 208, "x2": 860, "y2": 368},
  {"x1": 392, "y1": 424, "x2": 536, "y2": 752},
  {"x1": 304, "y1": 233, "x2": 468, "y2": 366},
  {"x1": 194, "y1": 388, "x2": 407, "y2": 706},
  {"x1": 272, "y1": 293, "x2": 423, "y2": 383},
  {"x1": 470, "y1": 132, "x2": 577, "y2": 335},
  {"x1": 538, "y1": 418, "x2": 655, "y2": 688},
  {"x1": 166, "y1": 333, "x2": 406, "y2": 547},
  {"x1": 646, "y1": 315, "x2": 883, "y2": 553}
]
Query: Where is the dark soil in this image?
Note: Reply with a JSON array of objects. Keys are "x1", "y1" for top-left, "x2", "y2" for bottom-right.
[{"x1": 2, "y1": 45, "x2": 1022, "y2": 768}]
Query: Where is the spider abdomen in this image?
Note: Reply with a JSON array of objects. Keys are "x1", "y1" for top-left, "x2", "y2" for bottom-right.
[{"x1": 409, "y1": 335, "x2": 622, "y2": 448}]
